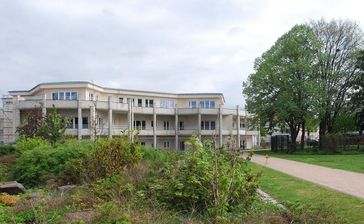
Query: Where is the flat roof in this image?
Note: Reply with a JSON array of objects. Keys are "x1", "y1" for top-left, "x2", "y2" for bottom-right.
[{"x1": 8, "y1": 81, "x2": 226, "y2": 101}]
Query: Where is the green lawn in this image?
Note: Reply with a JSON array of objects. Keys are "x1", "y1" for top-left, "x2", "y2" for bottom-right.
[
  {"x1": 249, "y1": 163, "x2": 364, "y2": 223},
  {"x1": 255, "y1": 151, "x2": 364, "y2": 173}
]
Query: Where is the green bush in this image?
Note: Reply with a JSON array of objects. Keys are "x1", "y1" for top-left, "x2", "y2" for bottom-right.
[
  {"x1": 16, "y1": 136, "x2": 50, "y2": 154},
  {"x1": 141, "y1": 146, "x2": 168, "y2": 167},
  {"x1": 147, "y1": 136, "x2": 259, "y2": 221},
  {"x1": 0, "y1": 164, "x2": 11, "y2": 182},
  {"x1": 81, "y1": 137, "x2": 143, "y2": 182},
  {"x1": 12, "y1": 139, "x2": 94, "y2": 187},
  {"x1": 0, "y1": 144, "x2": 16, "y2": 156},
  {"x1": 93, "y1": 202, "x2": 131, "y2": 224}
]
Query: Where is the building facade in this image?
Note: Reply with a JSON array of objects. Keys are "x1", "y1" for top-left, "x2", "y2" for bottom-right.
[{"x1": 0, "y1": 82, "x2": 260, "y2": 149}]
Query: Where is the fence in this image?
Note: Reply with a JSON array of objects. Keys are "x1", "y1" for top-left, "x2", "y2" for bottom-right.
[
  {"x1": 320, "y1": 134, "x2": 364, "y2": 152},
  {"x1": 271, "y1": 135, "x2": 290, "y2": 153}
]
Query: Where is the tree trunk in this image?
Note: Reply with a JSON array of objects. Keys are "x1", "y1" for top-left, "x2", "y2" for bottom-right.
[
  {"x1": 300, "y1": 121, "x2": 305, "y2": 151},
  {"x1": 319, "y1": 120, "x2": 327, "y2": 150},
  {"x1": 289, "y1": 128, "x2": 299, "y2": 153}
]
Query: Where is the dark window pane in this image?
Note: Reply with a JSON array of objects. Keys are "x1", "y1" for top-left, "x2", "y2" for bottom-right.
[
  {"x1": 52, "y1": 92, "x2": 58, "y2": 100},
  {"x1": 211, "y1": 121, "x2": 216, "y2": 130},
  {"x1": 59, "y1": 92, "x2": 65, "y2": 100},
  {"x1": 82, "y1": 117, "x2": 88, "y2": 129}
]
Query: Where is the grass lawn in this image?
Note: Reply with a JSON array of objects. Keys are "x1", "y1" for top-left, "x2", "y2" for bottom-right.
[
  {"x1": 249, "y1": 162, "x2": 364, "y2": 223},
  {"x1": 254, "y1": 150, "x2": 364, "y2": 173}
]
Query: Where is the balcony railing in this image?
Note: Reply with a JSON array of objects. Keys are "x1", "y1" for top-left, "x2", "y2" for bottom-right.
[{"x1": 15, "y1": 98, "x2": 252, "y2": 117}]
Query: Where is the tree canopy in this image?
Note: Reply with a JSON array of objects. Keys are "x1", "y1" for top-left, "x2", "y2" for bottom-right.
[{"x1": 243, "y1": 24, "x2": 321, "y2": 152}]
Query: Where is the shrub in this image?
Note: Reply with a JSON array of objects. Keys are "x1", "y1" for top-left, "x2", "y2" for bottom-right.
[
  {"x1": 0, "y1": 164, "x2": 11, "y2": 182},
  {"x1": 141, "y1": 146, "x2": 168, "y2": 168},
  {"x1": 81, "y1": 137, "x2": 143, "y2": 182},
  {"x1": 0, "y1": 205, "x2": 12, "y2": 223},
  {"x1": 0, "y1": 144, "x2": 16, "y2": 156},
  {"x1": 0, "y1": 193, "x2": 20, "y2": 206},
  {"x1": 12, "y1": 139, "x2": 94, "y2": 187},
  {"x1": 147, "y1": 136, "x2": 259, "y2": 221},
  {"x1": 16, "y1": 108, "x2": 70, "y2": 144},
  {"x1": 16, "y1": 136, "x2": 50, "y2": 154},
  {"x1": 92, "y1": 202, "x2": 131, "y2": 224}
]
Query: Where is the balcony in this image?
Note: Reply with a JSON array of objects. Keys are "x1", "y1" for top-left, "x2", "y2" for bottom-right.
[
  {"x1": 133, "y1": 106, "x2": 153, "y2": 114},
  {"x1": 201, "y1": 129, "x2": 219, "y2": 135},
  {"x1": 155, "y1": 107, "x2": 175, "y2": 115},
  {"x1": 201, "y1": 108, "x2": 219, "y2": 115},
  {"x1": 178, "y1": 129, "x2": 198, "y2": 135},
  {"x1": 18, "y1": 100, "x2": 43, "y2": 109},
  {"x1": 46, "y1": 100, "x2": 78, "y2": 109},
  {"x1": 178, "y1": 108, "x2": 199, "y2": 115}
]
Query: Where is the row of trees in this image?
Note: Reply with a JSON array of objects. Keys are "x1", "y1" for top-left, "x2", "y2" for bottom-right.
[{"x1": 243, "y1": 19, "x2": 364, "y2": 152}]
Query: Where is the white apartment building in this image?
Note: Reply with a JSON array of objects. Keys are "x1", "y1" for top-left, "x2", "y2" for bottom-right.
[{"x1": 0, "y1": 82, "x2": 260, "y2": 149}]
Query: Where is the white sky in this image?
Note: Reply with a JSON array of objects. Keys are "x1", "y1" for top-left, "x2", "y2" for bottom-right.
[{"x1": 0, "y1": 0, "x2": 363, "y2": 107}]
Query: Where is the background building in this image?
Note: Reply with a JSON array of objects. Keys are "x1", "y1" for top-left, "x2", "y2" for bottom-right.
[{"x1": 0, "y1": 81, "x2": 260, "y2": 149}]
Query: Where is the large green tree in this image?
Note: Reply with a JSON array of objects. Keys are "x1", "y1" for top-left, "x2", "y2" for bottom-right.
[
  {"x1": 309, "y1": 19, "x2": 363, "y2": 144},
  {"x1": 243, "y1": 25, "x2": 321, "y2": 152}
]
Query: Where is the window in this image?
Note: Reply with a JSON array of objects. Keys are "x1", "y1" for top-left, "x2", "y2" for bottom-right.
[
  {"x1": 69, "y1": 117, "x2": 79, "y2": 129},
  {"x1": 151, "y1": 121, "x2": 154, "y2": 128},
  {"x1": 240, "y1": 123, "x2": 245, "y2": 129},
  {"x1": 164, "y1": 141, "x2": 170, "y2": 148},
  {"x1": 98, "y1": 117, "x2": 103, "y2": 127},
  {"x1": 189, "y1": 101, "x2": 197, "y2": 108},
  {"x1": 141, "y1": 142, "x2": 146, "y2": 146},
  {"x1": 137, "y1": 99, "x2": 142, "y2": 107},
  {"x1": 65, "y1": 92, "x2": 71, "y2": 100},
  {"x1": 201, "y1": 121, "x2": 216, "y2": 130},
  {"x1": 205, "y1": 121, "x2": 210, "y2": 130},
  {"x1": 200, "y1": 101, "x2": 208, "y2": 108},
  {"x1": 59, "y1": 92, "x2": 65, "y2": 100},
  {"x1": 52, "y1": 92, "x2": 58, "y2": 100},
  {"x1": 200, "y1": 100, "x2": 216, "y2": 108},
  {"x1": 89, "y1": 93, "x2": 94, "y2": 101},
  {"x1": 82, "y1": 117, "x2": 88, "y2": 129},
  {"x1": 211, "y1": 121, "x2": 216, "y2": 130},
  {"x1": 119, "y1": 97, "x2": 123, "y2": 103},
  {"x1": 160, "y1": 100, "x2": 175, "y2": 108},
  {"x1": 179, "y1": 121, "x2": 184, "y2": 130},
  {"x1": 134, "y1": 120, "x2": 146, "y2": 130},
  {"x1": 145, "y1": 99, "x2": 154, "y2": 108},
  {"x1": 210, "y1": 101, "x2": 216, "y2": 108},
  {"x1": 71, "y1": 92, "x2": 77, "y2": 100},
  {"x1": 180, "y1": 141, "x2": 185, "y2": 151},
  {"x1": 163, "y1": 121, "x2": 170, "y2": 130},
  {"x1": 74, "y1": 117, "x2": 78, "y2": 129},
  {"x1": 52, "y1": 92, "x2": 77, "y2": 101}
]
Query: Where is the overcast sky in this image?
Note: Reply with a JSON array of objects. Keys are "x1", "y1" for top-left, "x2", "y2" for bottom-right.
[{"x1": 0, "y1": 0, "x2": 363, "y2": 107}]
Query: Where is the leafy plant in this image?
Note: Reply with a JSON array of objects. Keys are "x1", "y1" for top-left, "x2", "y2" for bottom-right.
[
  {"x1": 93, "y1": 202, "x2": 131, "y2": 224},
  {"x1": 0, "y1": 144, "x2": 16, "y2": 156},
  {"x1": 40, "y1": 108, "x2": 70, "y2": 144},
  {"x1": 147, "y1": 136, "x2": 259, "y2": 221},
  {"x1": 16, "y1": 136, "x2": 50, "y2": 154},
  {"x1": 81, "y1": 136, "x2": 143, "y2": 182},
  {"x1": 16, "y1": 107, "x2": 70, "y2": 144},
  {"x1": 12, "y1": 139, "x2": 94, "y2": 187}
]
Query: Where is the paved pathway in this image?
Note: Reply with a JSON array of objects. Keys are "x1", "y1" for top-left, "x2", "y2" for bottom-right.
[{"x1": 249, "y1": 154, "x2": 364, "y2": 200}]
